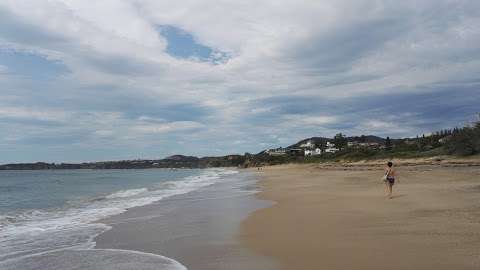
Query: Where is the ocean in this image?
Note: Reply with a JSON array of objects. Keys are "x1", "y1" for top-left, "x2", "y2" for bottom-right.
[{"x1": 0, "y1": 168, "x2": 240, "y2": 269}]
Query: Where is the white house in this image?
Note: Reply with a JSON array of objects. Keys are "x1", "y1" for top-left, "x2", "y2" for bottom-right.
[
  {"x1": 266, "y1": 147, "x2": 287, "y2": 156},
  {"x1": 438, "y1": 135, "x2": 452, "y2": 144},
  {"x1": 325, "y1": 148, "x2": 339, "y2": 153},
  {"x1": 304, "y1": 147, "x2": 322, "y2": 156},
  {"x1": 300, "y1": 140, "x2": 315, "y2": 148},
  {"x1": 325, "y1": 141, "x2": 339, "y2": 153},
  {"x1": 347, "y1": 141, "x2": 359, "y2": 147}
]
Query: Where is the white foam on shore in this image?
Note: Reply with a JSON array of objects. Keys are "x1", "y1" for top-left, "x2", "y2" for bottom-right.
[
  {"x1": 106, "y1": 187, "x2": 148, "y2": 199},
  {"x1": 0, "y1": 169, "x2": 238, "y2": 266},
  {"x1": 0, "y1": 249, "x2": 187, "y2": 270}
]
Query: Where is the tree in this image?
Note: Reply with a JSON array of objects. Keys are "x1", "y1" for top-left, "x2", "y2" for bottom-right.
[
  {"x1": 385, "y1": 136, "x2": 392, "y2": 151},
  {"x1": 333, "y1": 133, "x2": 348, "y2": 150},
  {"x1": 444, "y1": 116, "x2": 480, "y2": 156}
]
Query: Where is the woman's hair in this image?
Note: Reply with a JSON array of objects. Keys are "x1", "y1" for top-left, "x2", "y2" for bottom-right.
[{"x1": 387, "y1": 161, "x2": 393, "y2": 167}]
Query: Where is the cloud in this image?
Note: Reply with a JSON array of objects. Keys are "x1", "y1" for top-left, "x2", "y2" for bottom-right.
[
  {"x1": 0, "y1": 107, "x2": 68, "y2": 122},
  {"x1": 283, "y1": 115, "x2": 338, "y2": 126},
  {"x1": 0, "y1": 64, "x2": 7, "y2": 75},
  {"x1": 131, "y1": 121, "x2": 204, "y2": 134},
  {"x1": 0, "y1": 0, "x2": 479, "y2": 162}
]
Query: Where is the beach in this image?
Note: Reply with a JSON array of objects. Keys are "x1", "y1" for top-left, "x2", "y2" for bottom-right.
[
  {"x1": 240, "y1": 163, "x2": 480, "y2": 270},
  {"x1": 94, "y1": 170, "x2": 278, "y2": 270},
  {"x1": 4, "y1": 164, "x2": 480, "y2": 269}
]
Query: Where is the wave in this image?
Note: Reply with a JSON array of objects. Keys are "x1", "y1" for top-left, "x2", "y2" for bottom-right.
[
  {"x1": 0, "y1": 168, "x2": 238, "y2": 264},
  {"x1": 106, "y1": 188, "x2": 148, "y2": 199}
]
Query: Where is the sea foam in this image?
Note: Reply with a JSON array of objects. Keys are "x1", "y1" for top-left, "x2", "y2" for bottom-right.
[
  {"x1": 0, "y1": 249, "x2": 187, "y2": 270},
  {"x1": 106, "y1": 188, "x2": 148, "y2": 199}
]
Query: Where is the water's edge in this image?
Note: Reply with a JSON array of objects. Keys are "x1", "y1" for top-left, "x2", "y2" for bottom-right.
[
  {"x1": 94, "y1": 169, "x2": 277, "y2": 270},
  {"x1": 0, "y1": 168, "x2": 240, "y2": 270}
]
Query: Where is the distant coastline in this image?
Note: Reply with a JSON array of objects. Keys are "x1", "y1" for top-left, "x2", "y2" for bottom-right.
[
  {"x1": 0, "y1": 155, "x2": 246, "y2": 170},
  {"x1": 2, "y1": 119, "x2": 479, "y2": 170}
]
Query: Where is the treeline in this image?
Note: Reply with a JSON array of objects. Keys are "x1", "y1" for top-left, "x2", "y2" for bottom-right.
[
  {"x1": 444, "y1": 119, "x2": 480, "y2": 156},
  {"x1": 338, "y1": 117, "x2": 480, "y2": 159},
  {"x1": 245, "y1": 117, "x2": 480, "y2": 166}
]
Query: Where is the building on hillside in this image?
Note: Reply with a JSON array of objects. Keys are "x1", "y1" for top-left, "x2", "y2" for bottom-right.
[
  {"x1": 347, "y1": 139, "x2": 385, "y2": 149},
  {"x1": 350, "y1": 142, "x2": 382, "y2": 149},
  {"x1": 304, "y1": 147, "x2": 322, "y2": 156},
  {"x1": 368, "y1": 142, "x2": 381, "y2": 149},
  {"x1": 325, "y1": 141, "x2": 339, "y2": 153},
  {"x1": 288, "y1": 148, "x2": 305, "y2": 156},
  {"x1": 325, "y1": 147, "x2": 339, "y2": 153},
  {"x1": 347, "y1": 141, "x2": 360, "y2": 148},
  {"x1": 300, "y1": 140, "x2": 315, "y2": 149},
  {"x1": 326, "y1": 141, "x2": 336, "y2": 148},
  {"x1": 438, "y1": 135, "x2": 452, "y2": 144},
  {"x1": 266, "y1": 147, "x2": 287, "y2": 156}
]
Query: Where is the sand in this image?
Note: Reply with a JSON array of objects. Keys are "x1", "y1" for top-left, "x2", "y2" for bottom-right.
[{"x1": 240, "y1": 163, "x2": 480, "y2": 270}]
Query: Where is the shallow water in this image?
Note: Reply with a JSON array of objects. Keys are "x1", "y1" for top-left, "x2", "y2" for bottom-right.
[{"x1": 0, "y1": 168, "x2": 237, "y2": 269}]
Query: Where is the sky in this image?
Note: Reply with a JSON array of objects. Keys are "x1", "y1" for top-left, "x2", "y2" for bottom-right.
[{"x1": 0, "y1": 0, "x2": 479, "y2": 163}]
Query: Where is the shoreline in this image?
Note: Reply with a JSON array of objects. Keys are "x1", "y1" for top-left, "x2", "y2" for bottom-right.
[
  {"x1": 1, "y1": 155, "x2": 479, "y2": 171},
  {"x1": 94, "y1": 170, "x2": 278, "y2": 270},
  {"x1": 240, "y1": 163, "x2": 480, "y2": 270}
]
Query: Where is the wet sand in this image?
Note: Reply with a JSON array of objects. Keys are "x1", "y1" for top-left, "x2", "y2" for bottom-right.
[
  {"x1": 240, "y1": 164, "x2": 480, "y2": 270},
  {"x1": 95, "y1": 171, "x2": 278, "y2": 270}
]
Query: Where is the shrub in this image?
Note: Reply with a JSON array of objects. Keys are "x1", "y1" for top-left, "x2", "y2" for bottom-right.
[{"x1": 445, "y1": 118, "x2": 480, "y2": 156}]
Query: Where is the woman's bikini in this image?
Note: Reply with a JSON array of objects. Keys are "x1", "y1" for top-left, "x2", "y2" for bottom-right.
[{"x1": 386, "y1": 167, "x2": 395, "y2": 185}]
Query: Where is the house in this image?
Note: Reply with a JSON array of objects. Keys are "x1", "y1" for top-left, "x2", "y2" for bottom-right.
[
  {"x1": 325, "y1": 142, "x2": 339, "y2": 153},
  {"x1": 325, "y1": 147, "x2": 339, "y2": 153},
  {"x1": 288, "y1": 148, "x2": 304, "y2": 156},
  {"x1": 347, "y1": 141, "x2": 359, "y2": 148},
  {"x1": 300, "y1": 140, "x2": 315, "y2": 149},
  {"x1": 438, "y1": 135, "x2": 452, "y2": 144},
  {"x1": 355, "y1": 142, "x2": 381, "y2": 149},
  {"x1": 304, "y1": 148, "x2": 322, "y2": 156},
  {"x1": 266, "y1": 147, "x2": 287, "y2": 156}
]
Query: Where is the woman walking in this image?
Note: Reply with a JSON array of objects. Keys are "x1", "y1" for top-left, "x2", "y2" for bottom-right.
[{"x1": 384, "y1": 161, "x2": 396, "y2": 199}]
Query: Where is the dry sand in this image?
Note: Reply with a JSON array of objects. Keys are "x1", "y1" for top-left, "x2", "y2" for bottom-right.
[{"x1": 240, "y1": 163, "x2": 480, "y2": 270}]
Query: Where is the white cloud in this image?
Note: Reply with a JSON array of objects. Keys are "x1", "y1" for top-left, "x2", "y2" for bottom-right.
[
  {"x1": 93, "y1": 129, "x2": 114, "y2": 138},
  {"x1": 0, "y1": 0, "x2": 479, "y2": 162},
  {"x1": 284, "y1": 115, "x2": 338, "y2": 125},
  {"x1": 0, "y1": 107, "x2": 69, "y2": 122},
  {"x1": 0, "y1": 64, "x2": 8, "y2": 73},
  {"x1": 354, "y1": 120, "x2": 413, "y2": 137},
  {"x1": 132, "y1": 121, "x2": 204, "y2": 134},
  {"x1": 362, "y1": 120, "x2": 396, "y2": 130}
]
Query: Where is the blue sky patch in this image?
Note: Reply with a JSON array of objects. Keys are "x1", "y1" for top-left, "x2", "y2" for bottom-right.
[
  {"x1": 158, "y1": 25, "x2": 229, "y2": 64},
  {"x1": 0, "y1": 50, "x2": 69, "y2": 80}
]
